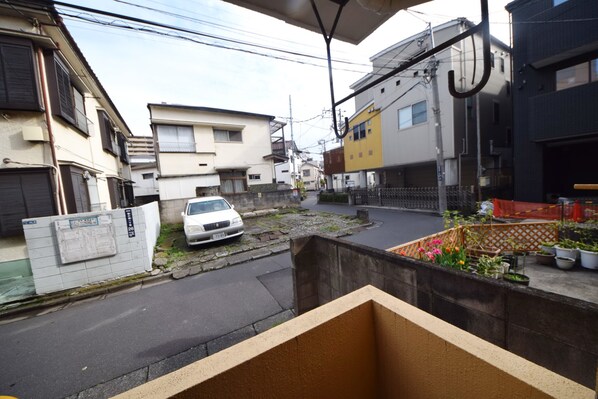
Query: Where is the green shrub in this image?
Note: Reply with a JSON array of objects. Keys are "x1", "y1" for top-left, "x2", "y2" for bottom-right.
[{"x1": 318, "y1": 192, "x2": 349, "y2": 204}]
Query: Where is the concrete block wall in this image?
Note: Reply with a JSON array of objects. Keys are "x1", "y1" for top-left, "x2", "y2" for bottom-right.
[
  {"x1": 291, "y1": 235, "x2": 598, "y2": 389},
  {"x1": 23, "y1": 205, "x2": 160, "y2": 295},
  {"x1": 160, "y1": 190, "x2": 300, "y2": 224}
]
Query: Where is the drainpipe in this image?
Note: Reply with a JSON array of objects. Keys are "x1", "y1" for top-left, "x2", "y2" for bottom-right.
[{"x1": 37, "y1": 47, "x2": 66, "y2": 214}]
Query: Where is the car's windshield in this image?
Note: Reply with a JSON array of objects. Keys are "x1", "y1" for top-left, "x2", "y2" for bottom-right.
[{"x1": 187, "y1": 199, "x2": 230, "y2": 215}]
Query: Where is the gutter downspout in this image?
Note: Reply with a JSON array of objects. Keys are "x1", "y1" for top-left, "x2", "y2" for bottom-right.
[{"x1": 37, "y1": 47, "x2": 66, "y2": 214}]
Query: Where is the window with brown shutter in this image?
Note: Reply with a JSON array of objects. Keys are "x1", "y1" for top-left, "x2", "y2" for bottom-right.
[
  {"x1": 98, "y1": 110, "x2": 117, "y2": 155},
  {"x1": 0, "y1": 37, "x2": 40, "y2": 111},
  {"x1": 45, "y1": 50, "x2": 89, "y2": 134},
  {"x1": 117, "y1": 133, "x2": 129, "y2": 164}
]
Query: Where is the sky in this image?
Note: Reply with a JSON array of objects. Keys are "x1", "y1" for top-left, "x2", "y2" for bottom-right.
[{"x1": 59, "y1": 0, "x2": 512, "y2": 159}]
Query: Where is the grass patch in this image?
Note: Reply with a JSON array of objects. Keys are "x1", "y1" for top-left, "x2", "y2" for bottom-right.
[
  {"x1": 320, "y1": 224, "x2": 341, "y2": 233},
  {"x1": 156, "y1": 223, "x2": 183, "y2": 247}
]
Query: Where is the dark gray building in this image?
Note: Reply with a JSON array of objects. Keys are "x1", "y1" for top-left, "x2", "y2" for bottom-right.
[{"x1": 506, "y1": 0, "x2": 598, "y2": 202}]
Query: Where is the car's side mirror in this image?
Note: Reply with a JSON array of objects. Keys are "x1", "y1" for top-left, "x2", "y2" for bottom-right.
[
  {"x1": 181, "y1": 211, "x2": 185, "y2": 217},
  {"x1": 231, "y1": 204, "x2": 235, "y2": 209}
]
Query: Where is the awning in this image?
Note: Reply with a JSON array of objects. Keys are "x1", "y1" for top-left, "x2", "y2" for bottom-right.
[
  {"x1": 263, "y1": 153, "x2": 289, "y2": 162},
  {"x1": 221, "y1": 0, "x2": 427, "y2": 45},
  {"x1": 223, "y1": 0, "x2": 492, "y2": 140},
  {"x1": 214, "y1": 165, "x2": 251, "y2": 171}
]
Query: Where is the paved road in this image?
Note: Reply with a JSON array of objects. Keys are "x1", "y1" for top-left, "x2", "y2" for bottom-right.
[
  {"x1": 302, "y1": 192, "x2": 444, "y2": 250},
  {"x1": 0, "y1": 199, "x2": 444, "y2": 398}
]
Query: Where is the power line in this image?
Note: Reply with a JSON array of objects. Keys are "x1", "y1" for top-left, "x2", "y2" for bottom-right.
[{"x1": 49, "y1": 1, "x2": 375, "y2": 69}]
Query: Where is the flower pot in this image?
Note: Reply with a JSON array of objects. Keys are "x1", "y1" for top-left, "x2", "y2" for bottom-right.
[
  {"x1": 503, "y1": 272, "x2": 530, "y2": 286},
  {"x1": 579, "y1": 249, "x2": 598, "y2": 270},
  {"x1": 535, "y1": 252, "x2": 555, "y2": 266},
  {"x1": 555, "y1": 246, "x2": 579, "y2": 260},
  {"x1": 540, "y1": 245, "x2": 556, "y2": 255},
  {"x1": 555, "y1": 256, "x2": 575, "y2": 270}
]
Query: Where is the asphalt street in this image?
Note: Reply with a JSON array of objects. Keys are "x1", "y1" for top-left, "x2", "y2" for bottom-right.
[{"x1": 0, "y1": 196, "x2": 444, "y2": 398}]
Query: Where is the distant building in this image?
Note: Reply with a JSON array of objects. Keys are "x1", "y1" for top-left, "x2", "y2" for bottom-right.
[
  {"x1": 300, "y1": 161, "x2": 323, "y2": 191},
  {"x1": 127, "y1": 136, "x2": 159, "y2": 205},
  {"x1": 348, "y1": 19, "x2": 512, "y2": 195},
  {"x1": 148, "y1": 103, "x2": 279, "y2": 200},
  {"x1": 272, "y1": 140, "x2": 301, "y2": 187},
  {"x1": 506, "y1": 0, "x2": 598, "y2": 202}
]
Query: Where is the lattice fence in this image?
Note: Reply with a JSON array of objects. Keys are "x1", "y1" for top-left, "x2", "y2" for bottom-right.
[
  {"x1": 352, "y1": 186, "x2": 475, "y2": 212},
  {"x1": 465, "y1": 221, "x2": 559, "y2": 253},
  {"x1": 388, "y1": 222, "x2": 558, "y2": 257},
  {"x1": 387, "y1": 227, "x2": 464, "y2": 258}
]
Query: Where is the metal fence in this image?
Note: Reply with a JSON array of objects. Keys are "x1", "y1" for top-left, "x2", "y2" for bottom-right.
[{"x1": 351, "y1": 186, "x2": 476, "y2": 213}]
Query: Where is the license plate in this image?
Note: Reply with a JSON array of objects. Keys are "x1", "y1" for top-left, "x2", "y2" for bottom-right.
[{"x1": 212, "y1": 232, "x2": 226, "y2": 240}]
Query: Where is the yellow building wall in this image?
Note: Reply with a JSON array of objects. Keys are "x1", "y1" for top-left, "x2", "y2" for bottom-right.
[{"x1": 343, "y1": 104, "x2": 382, "y2": 172}]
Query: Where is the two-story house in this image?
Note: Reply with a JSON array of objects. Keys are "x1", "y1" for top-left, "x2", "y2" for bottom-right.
[
  {"x1": 0, "y1": 0, "x2": 133, "y2": 240},
  {"x1": 347, "y1": 19, "x2": 512, "y2": 195},
  {"x1": 300, "y1": 161, "x2": 323, "y2": 191},
  {"x1": 506, "y1": 0, "x2": 598, "y2": 202},
  {"x1": 148, "y1": 103, "x2": 279, "y2": 200}
]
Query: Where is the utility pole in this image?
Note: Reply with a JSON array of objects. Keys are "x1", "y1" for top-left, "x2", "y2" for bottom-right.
[
  {"x1": 476, "y1": 93, "x2": 482, "y2": 202},
  {"x1": 429, "y1": 23, "x2": 447, "y2": 214},
  {"x1": 289, "y1": 95, "x2": 297, "y2": 188}
]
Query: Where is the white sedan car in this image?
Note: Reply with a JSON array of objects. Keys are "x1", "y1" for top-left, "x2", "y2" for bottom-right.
[{"x1": 181, "y1": 196, "x2": 244, "y2": 246}]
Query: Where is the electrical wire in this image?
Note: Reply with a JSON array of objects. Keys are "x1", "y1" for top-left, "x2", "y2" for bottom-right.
[{"x1": 50, "y1": 1, "x2": 376, "y2": 69}]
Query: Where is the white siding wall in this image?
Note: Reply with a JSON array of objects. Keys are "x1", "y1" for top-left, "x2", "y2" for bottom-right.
[{"x1": 152, "y1": 106, "x2": 275, "y2": 200}]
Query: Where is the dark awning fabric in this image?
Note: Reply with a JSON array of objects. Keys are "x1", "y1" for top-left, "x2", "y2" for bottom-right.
[{"x1": 221, "y1": 0, "x2": 429, "y2": 44}]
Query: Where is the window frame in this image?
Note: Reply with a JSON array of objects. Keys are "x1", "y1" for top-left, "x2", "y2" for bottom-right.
[
  {"x1": 556, "y1": 59, "x2": 595, "y2": 91},
  {"x1": 213, "y1": 129, "x2": 243, "y2": 143},
  {"x1": 46, "y1": 51, "x2": 89, "y2": 135},
  {"x1": 117, "y1": 133, "x2": 129, "y2": 164},
  {"x1": 248, "y1": 174, "x2": 261, "y2": 181},
  {"x1": 0, "y1": 36, "x2": 41, "y2": 111},
  {"x1": 98, "y1": 110, "x2": 118, "y2": 155},
  {"x1": 352, "y1": 122, "x2": 366, "y2": 141},
  {"x1": 398, "y1": 100, "x2": 427, "y2": 130},
  {"x1": 156, "y1": 124, "x2": 196, "y2": 153},
  {"x1": 219, "y1": 170, "x2": 247, "y2": 194}
]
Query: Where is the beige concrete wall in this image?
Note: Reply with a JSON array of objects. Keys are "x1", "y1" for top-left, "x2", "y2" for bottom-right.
[
  {"x1": 116, "y1": 292, "x2": 379, "y2": 399},
  {"x1": 116, "y1": 286, "x2": 594, "y2": 399},
  {"x1": 372, "y1": 296, "x2": 590, "y2": 399}
]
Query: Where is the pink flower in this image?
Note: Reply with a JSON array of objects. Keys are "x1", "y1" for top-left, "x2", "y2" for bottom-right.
[
  {"x1": 432, "y1": 248, "x2": 442, "y2": 255},
  {"x1": 426, "y1": 252, "x2": 435, "y2": 260},
  {"x1": 417, "y1": 247, "x2": 425, "y2": 253},
  {"x1": 431, "y1": 239, "x2": 443, "y2": 246}
]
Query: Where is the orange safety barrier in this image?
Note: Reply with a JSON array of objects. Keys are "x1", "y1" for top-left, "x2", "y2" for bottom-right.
[{"x1": 492, "y1": 199, "x2": 598, "y2": 222}]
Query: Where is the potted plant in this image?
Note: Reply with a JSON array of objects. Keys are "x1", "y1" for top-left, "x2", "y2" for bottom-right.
[
  {"x1": 503, "y1": 272, "x2": 530, "y2": 286},
  {"x1": 475, "y1": 255, "x2": 504, "y2": 279},
  {"x1": 555, "y1": 256, "x2": 576, "y2": 270},
  {"x1": 540, "y1": 241, "x2": 557, "y2": 255},
  {"x1": 555, "y1": 239, "x2": 580, "y2": 260},
  {"x1": 578, "y1": 242, "x2": 598, "y2": 270},
  {"x1": 535, "y1": 250, "x2": 555, "y2": 266}
]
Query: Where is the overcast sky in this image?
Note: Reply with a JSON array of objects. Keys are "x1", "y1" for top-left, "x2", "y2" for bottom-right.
[{"x1": 60, "y1": 0, "x2": 512, "y2": 158}]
